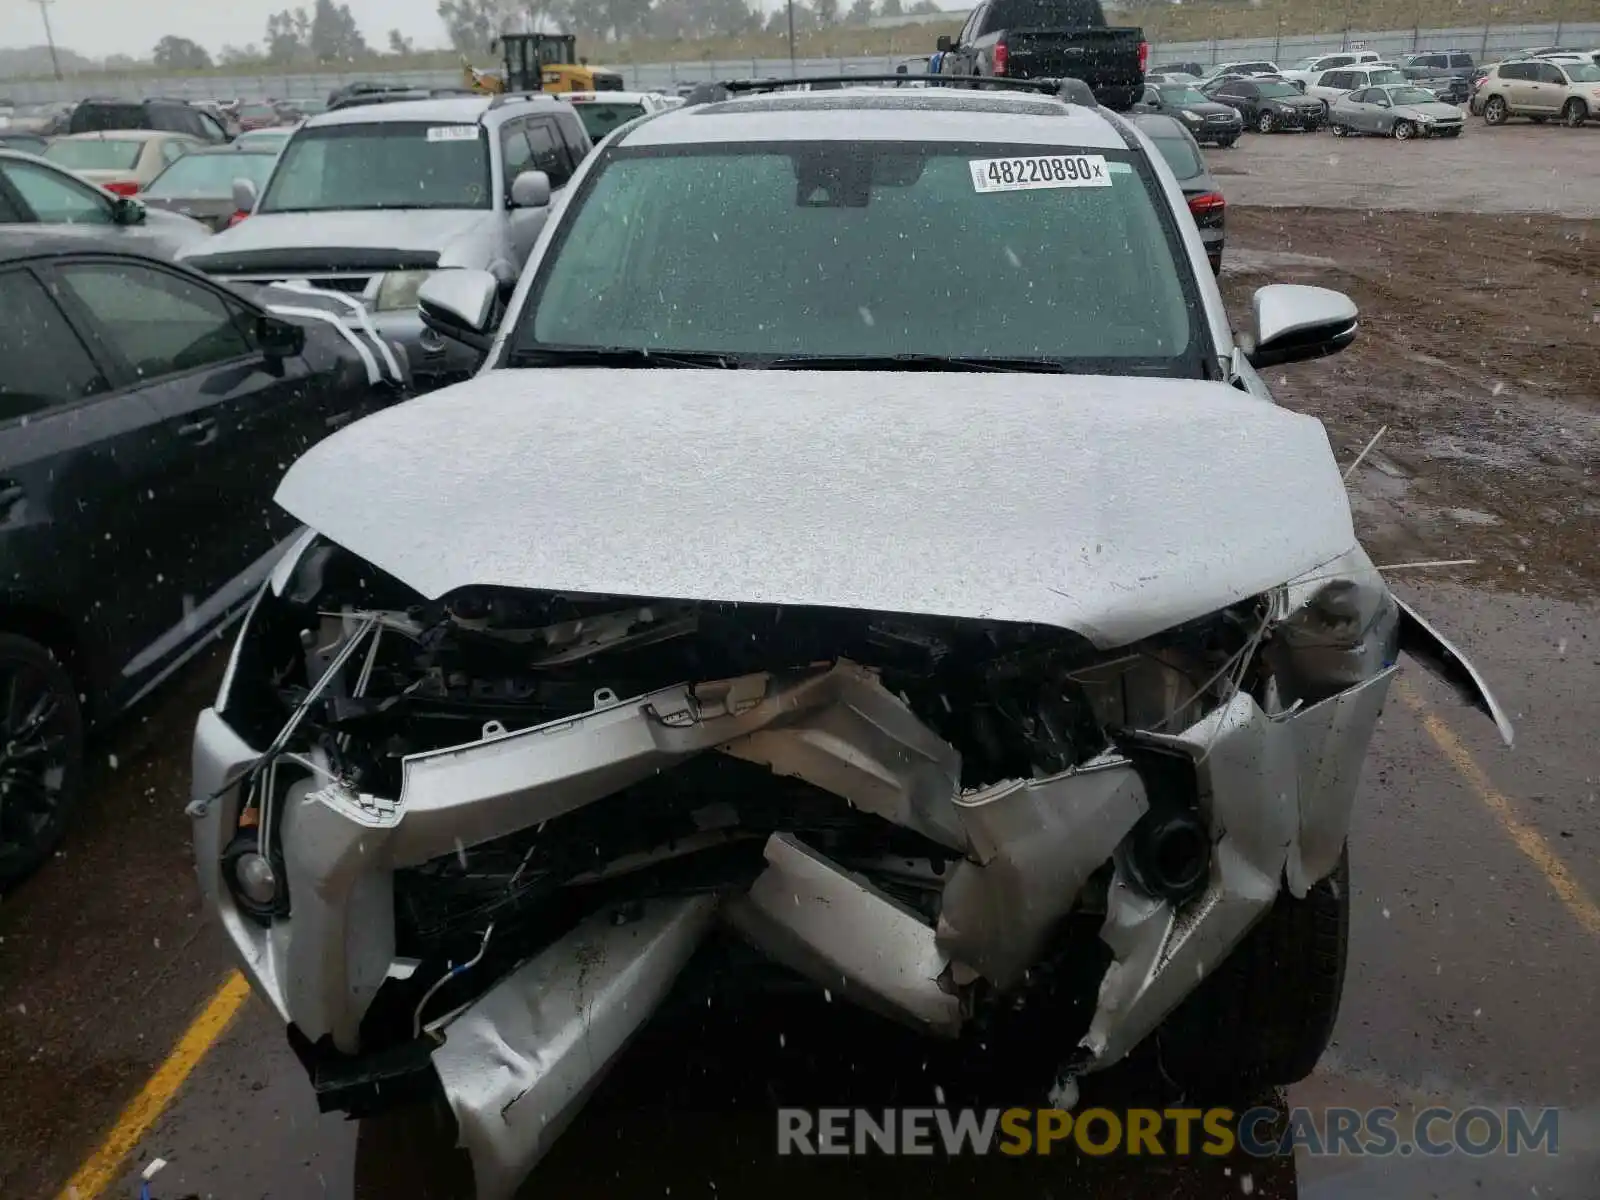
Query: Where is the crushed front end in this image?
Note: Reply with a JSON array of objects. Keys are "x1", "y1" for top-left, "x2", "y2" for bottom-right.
[{"x1": 191, "y1": 536, "x2": 1399, "y2": 1199}]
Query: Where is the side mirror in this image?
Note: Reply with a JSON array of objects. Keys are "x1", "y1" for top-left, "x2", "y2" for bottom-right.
[
  {"x1": 232, "y1": 177, "x2": 258, "y2": 215},
  {"x1": 509, "y1": 169, "x2": 551, "y2": 209},
  {"x1": 1245, "y1": 284, "x2": 1357, "y2": 368},
  {"x1": 256, "y1": 314, "x2": 306, "y2": 359},
  {"x1": 418, "y1": 268, "x2": 500, "y2": 353},
  {"x1": 936, "y1": 35, "x2": 952, "y2": 52},
  {"x1": 112, "y1": 196, "x2": 146, "y2": 226}
]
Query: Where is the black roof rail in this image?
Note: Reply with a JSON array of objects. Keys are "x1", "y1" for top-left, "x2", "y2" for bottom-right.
[
  {"x1": 685, "y1": 74, "x2": 1098, "y2": 106},
  {"x1": 487, "y1": 90, "x2": 557, "y2": 109}
]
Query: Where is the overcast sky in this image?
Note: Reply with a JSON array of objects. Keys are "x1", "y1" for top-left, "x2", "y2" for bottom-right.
[{"x1": 0, "y1": 0, "x2": 454, "y2": 58}]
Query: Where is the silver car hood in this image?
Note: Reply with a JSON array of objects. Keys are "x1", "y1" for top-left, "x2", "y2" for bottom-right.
[
  {"x1": 273, "y1": 368, "x2": 1357, "y2": 649},
  {"x1": 1398, "y1": 101, "x2": 1466, "y2": 119},
  {"x1": 184, "y1": 208, "x2": 495, "y2": 258}
]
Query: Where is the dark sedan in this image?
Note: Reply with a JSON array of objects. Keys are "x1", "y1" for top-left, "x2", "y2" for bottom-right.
[
  {"x1": 1398, "y1": 66, "x2": 1471, "y2": 105},
  {"x1": 1210, "y1": 77, "x2": 1327, "y2": 132},
  {"x1": 1131, "y1": 81, "x2": 1244, "y2": 146},
  {"x1": 0, "y1": 233, "x2": 408, "y2": 888},
  {"x1": 140, "y1": 146, "x2": 280, "y2": 231},
  {"x1": 1130, "y1": 112, "x2": 1225, "y2": 274}
]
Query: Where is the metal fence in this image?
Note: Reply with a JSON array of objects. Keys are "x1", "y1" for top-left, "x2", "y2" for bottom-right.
[{"x1": 2, "y1": 21, "x2": 1596, "y2": 103}]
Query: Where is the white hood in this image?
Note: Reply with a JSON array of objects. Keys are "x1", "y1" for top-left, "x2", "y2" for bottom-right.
[
  {"x1": 183, "y1": 208, "x2": 495, "y2": 260},
  {"x1": 274, "y1": 369, "x2": 1357, "y2": 649}
]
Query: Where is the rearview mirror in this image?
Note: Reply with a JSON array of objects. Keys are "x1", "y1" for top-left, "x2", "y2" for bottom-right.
[
  {"x1": 509, "y1": 169, "x2": 551, "y2": 209},
  {"x1": 1245, "y1": 284, "x2": 1357, "y2": 368},
  {"x1": 418, "y1": 268, "x2": 500, "y2": 353},
  {"x1": 111, "y1": 196, "x2": 146, "y2": 226},
  {"x1": 936, "y1": 35, "x2": 952, "y2": 52},
  {"x1": 232, "y1": 177, "x2": 258, "y2": 215},
  {"x1": 256, "y1": 314, "x2": 306, "y2": 359}
]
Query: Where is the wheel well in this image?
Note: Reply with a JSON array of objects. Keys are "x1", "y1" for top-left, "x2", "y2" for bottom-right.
[{"x1": 0, "y1": 602, "x2": 96, "y2": 717}]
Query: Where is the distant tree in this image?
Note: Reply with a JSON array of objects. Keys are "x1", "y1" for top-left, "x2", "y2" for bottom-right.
[
  {"x1": 387, "y1": 28, "x2": 416, "y2": 54},
  {"x1": 815, "y1": 0, "x2": 840, "y2": 24},
  {"x1": 906, "y1": 0, "x2": 941, "y2": 12},
  {"x1": 437, "y1": 0, "x2": 505, "y2": 54},
  {"x1": 219, "y1": 43, "x2": 263, "y2": 65},
  {"x1": 879, "y1": 0, "x2": 904, "y2": 16},
  {"x1": 104, "y1": 53, "x2": 143, "y2": 70},
  {"x1": 846, "y1": 0, "x2": 876, "y2": 23},
  {"x1": 310, "y1": 0, "x2": 370, "y2": 61},
  {"x1": 264, "y1": 10, "x2": 305, "y2": 63},
  {"x1": 152, "y1": 34, "x2": 213, "y2": 70}
]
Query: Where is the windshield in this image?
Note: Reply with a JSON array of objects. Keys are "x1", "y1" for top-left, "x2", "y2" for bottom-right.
[
  {"x1": 1149, "y1": 134, "x2": 1203, "y2": 180},
  {"x1": 239, "y1": 104, "x2": 277, "y2": 121},
  {"x1": 1368, "y1": 69, "x2": 1405, "y2": 84},
  {"x1": 1157, "y1": 85, "x2": 1211, "y2": 105},
  {"x1": 515, "y1": 141, "x2": 1201, "y2": 374},
  {"x1": 44, "y1": 138, "x2": 142, "y2": 170},
  {"x1": 1388, "y1": 86, "x2": 1442, "y2": 105},
  {"x1": 1256, "y1": 82, "x2": 1303, "y2": 97},
  {"x1": 1565, "y1": 64, "x2": 1600, "y2": 81},
  {"x1": 145, "y1": 152, "x2": 277, "y2": 197},
  {"x1": 570, "y1": 101, "x2": 647, "y2": 141},
  {"x1": 259, "y1": 122, "x2": 491, "y2": 212}
]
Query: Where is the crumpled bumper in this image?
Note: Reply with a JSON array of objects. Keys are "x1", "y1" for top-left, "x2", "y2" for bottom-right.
[{"x1": 192, "y1": 661, "x2": 1393, "y2": 1200}]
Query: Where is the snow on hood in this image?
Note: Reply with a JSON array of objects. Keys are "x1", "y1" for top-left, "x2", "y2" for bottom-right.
[
  {"x1": 181, "y1": 208, "x2": 495, "y2": 261},
  {"x1": 274, "y1": 369, "x2": 1357, "y2": 649}
]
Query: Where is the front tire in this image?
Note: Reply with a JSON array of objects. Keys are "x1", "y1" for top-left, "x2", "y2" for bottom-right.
[
  {"x1": 1562, "y1": 98, "x2": 1588, "y2": 127},
  {"x1": 1256, "y1": 109, "x2": 1276, "y2": 133},
  {"x1": 1157, "y1": 847, "x2": 1350, "y2": 1092},
  {"x1": 1330, "y1": 122, "x2": 1349, "y2": 137},
  {"x1": 0, "y1": 633, "x2": 85, "y2": 891},
  {"x1": 1483, "y1": 94, "x2": 1508, "y2": 125},
  {"x1": 1393, "y1": 119, "x2": 1415, "y2": 141},
  {"x1": 1214, "y1": 135, "x2": 1238, "y2": 148}
]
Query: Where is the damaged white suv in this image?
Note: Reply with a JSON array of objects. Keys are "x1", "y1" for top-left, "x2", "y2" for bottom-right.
[{"x1": 190, "y1": 81, "x2": 1510, "y2": 1198}]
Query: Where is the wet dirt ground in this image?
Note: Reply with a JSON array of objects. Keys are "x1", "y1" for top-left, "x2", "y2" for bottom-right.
[{"x1": 1, "y1": 128, "x2": 1596, "y2": 1200}]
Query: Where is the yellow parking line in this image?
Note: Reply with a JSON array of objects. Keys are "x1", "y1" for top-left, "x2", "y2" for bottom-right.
[
  {"x1": 1397, "y1": 678, "x2": 1600, "y2": 938},
  {"x1": 56, "y1": 971, "x2": 251, "y2": 1200}
]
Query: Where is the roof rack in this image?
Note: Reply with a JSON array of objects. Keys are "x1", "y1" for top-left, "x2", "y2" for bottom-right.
[
  {"x1": 487, "y1": 91, "x2": 558, "y2": 109},
  {"x1": 686, "y1": 74, "x2": 1098, "y2": 106}
]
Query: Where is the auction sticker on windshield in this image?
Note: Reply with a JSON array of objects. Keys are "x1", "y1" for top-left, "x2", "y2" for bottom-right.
[
  {"x1": 426, "y1": 125, "x2": 480, "y2": 142},
  {"x1": 969, "y1": 155, "x2": 1111, "y2": 193}
]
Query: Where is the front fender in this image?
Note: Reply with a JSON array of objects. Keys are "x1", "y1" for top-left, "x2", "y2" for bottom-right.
[{"x1": 1396, "y1": 597, "x2": 1515, "y2": 746}]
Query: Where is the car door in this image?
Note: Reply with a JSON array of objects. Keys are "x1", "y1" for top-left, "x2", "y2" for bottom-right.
[
  {"x1": 42, "y1": 258, "x2": 316, "y2": 658},
  {"x1": 498, "y1": 117, "x2": 546, "y2": 266},
  {"x1": 1215, "y1": 81, "x2": 1250, "y2": 118},
  {"x1": 1362, "y1": 88, "x2": 1395, "y2": 132},
  {"x1": 0, "y1": 263, "x2": 195, "y2": 697},
  {"x1": 950, "y1": 4, "x2": 984, "y2": 73},
  {"x1": 1532, "y1": 62, "x2": 1568, "y2": 113}
]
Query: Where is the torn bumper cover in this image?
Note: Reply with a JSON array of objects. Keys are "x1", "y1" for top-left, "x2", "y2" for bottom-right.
[{"x1": 193, "y1": 621, "x2": 1395, "y2": 1196}]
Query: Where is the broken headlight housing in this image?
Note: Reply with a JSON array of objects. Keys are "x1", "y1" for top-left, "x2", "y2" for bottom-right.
[
  {"x1": 370, "y1": 269, "x2": 436, "y2": 312},
  {"x1": 1266, "y1": 545, "x2": 1399, "y2": 706}
]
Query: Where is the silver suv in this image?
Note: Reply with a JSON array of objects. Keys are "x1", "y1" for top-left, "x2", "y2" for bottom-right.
[
  {"x1": 179, "y1": 94, "x2": 591, "y2": 388},
  {"x1": 1475, "y1": 58, "x2": 1600, "y2": 126}
]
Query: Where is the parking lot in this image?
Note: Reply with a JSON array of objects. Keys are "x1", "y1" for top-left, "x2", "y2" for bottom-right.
[{"x1": 2, "y1": 117, "x2": 1597, "y2": 1200}]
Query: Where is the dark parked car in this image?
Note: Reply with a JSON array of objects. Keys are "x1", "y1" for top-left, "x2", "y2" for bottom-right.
[
  {"x1": 1210, "y1": 77, "x2": 1326, "y2": 132},
  {"x1": 1152, "y1": 60, "x2": 1206, "y2": 77},
  {"x1": 1398, "y1": 49, "x2": 1476, "y2": 79},
  {"x1": 1131, "y1": 80, "x2": 1243, "y2": 145},
  {"x1": 934, "y1": 0, "x2": 1147, "y2": 111},
  {"x1": 68, "y1": 97, "x2": 233, "y2": 144},
  {"x1": 139, "y1": 146, "x2": 280, "y2": 231},
  {"x1": 1129, "y1": 112, "x2": 1224, "y2": 273},
  {"x1": 1397, "y1": 66, "x2": 1471, "y2": 105},
  {"x1": 0, "y1": 234, "x2": 407, "y2": 888}
]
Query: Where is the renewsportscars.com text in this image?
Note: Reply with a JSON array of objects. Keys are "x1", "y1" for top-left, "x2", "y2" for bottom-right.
[{"x1": 776, "y1": 1106, "x2": 1561, "y2": 1158}]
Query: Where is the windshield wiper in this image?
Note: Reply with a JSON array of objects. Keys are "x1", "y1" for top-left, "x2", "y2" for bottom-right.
[
  {"x1": 765, "y1": 353, "x2": 1070, "y2": 373},
  {"x1": 507, "y1": 346, "x2": 740, "y2": 369}
]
